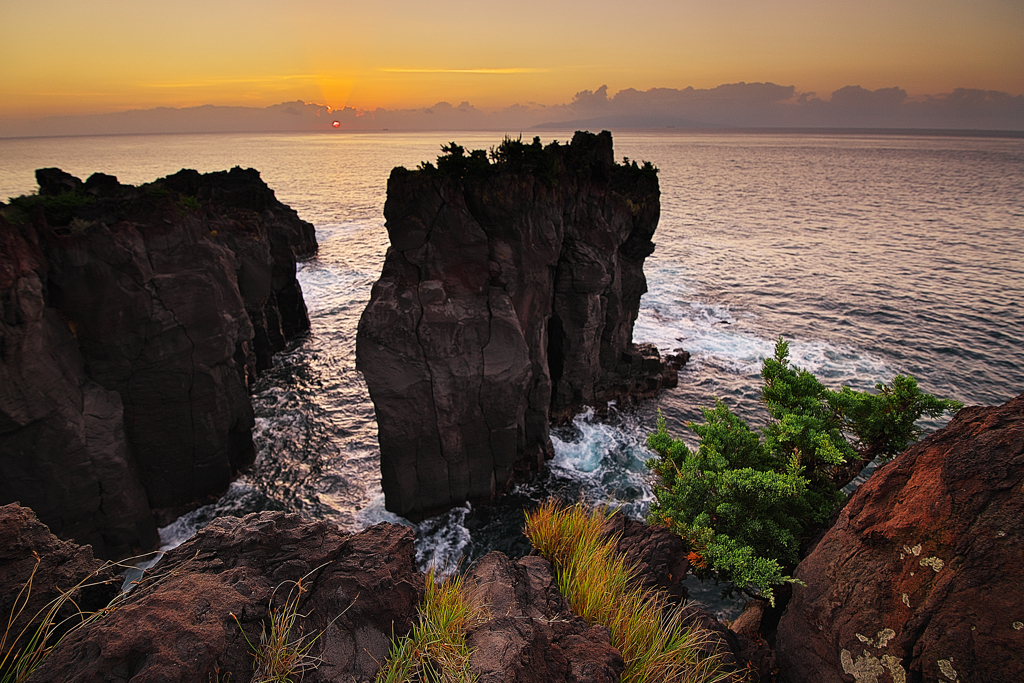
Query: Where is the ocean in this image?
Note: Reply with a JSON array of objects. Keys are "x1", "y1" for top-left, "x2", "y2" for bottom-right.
[{"x1": 3, "y1": 130, "x2": 1022, "y2": 617}]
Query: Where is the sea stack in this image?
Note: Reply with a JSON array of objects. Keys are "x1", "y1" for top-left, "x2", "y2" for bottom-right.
[
  {"x1": 0, "y1": 167, "x2": 316, "y2": 557},
  {"x1": 357, "y1": 131, "x2": 674, "y2": 520},
  {"x1": 775, "y1": 392, "x2": 1024, "y2": 682}
]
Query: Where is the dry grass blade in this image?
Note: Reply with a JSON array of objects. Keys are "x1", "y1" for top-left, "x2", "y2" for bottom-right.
[
  {"x1": 376, "y1": 568, "x2": 482, "y2": 683},
  {"x1": 524, "y1": 500, "x2": 732, "y2": 683},
  {"x1": 232, "y1": 563, "x2": 349, "y2": 683},
  {"x1": 0, "y1": 550, "x2": 157, "y2": 683}
]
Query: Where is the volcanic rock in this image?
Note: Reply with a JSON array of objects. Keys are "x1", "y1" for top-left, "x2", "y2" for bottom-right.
[
  {"x1": 466, "y1": 552, "x2": 624, "y2": 683},
  {"x1": 602, "y1": 514, "x2": 689, "y2": 601},
  {"x1": 0, "y1": 504, "x2": 121, "y2": 667},
  {"x1": 775, "y1": 392, "x2": 1024, "y2": 683},
  {"x1": 0, "y1": 167, "x2": 316, "y2": 554},
  {"x1": 357, "y1": 131, "x2": 673, "y2": 519},
  {"x1": 0, "y1": 217, "x2": 158, "y2": 556},
  {"x1": 24, "y1": 511, "x2": 421, "y2": 683},
  {"x1": 3, "y1": 503, "x2": 754, "y2": 683}
]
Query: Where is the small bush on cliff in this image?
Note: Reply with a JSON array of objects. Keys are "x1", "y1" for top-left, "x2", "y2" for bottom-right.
[
  {"x1": 525, "y1": 501, "x2": 727, "y2": 683},
  {"x1": 5, "y1": 191, "x2": 94, "y2": 226},
  {"x1": 489, "y1": 136, "x2": 560, "y2": 183},
  {"x1": 646, "y1": 337, "x2": 962, "y2": 604},
  {"x1": 176, "y1": 194, "x2": 201, "y2": 214},
  {"x1": 433, "y1": 142, "x2": 491, "y2": 179},
  {"x1": 415, "y1": 134, "x2": 653, "y2": 186},
  {"x1": 421, "y1": 136, "x2": 560, "y2": 183}
]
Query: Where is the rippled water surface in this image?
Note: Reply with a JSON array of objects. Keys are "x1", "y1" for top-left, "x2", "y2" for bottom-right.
[{"x1": 4, "y1": 130, "x2": 1022, "y2": 616}]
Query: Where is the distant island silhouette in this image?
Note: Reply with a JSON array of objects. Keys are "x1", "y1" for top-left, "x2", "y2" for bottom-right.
[{"x1": 2, "y1": 83, "x2": 1021, "y2": 138}]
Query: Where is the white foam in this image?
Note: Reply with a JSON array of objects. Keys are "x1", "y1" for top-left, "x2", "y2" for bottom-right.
[
  {"x1": 636, "y1": 286, "x2": 894, "y2": 386},
  {"x1": 156, "y1": 481, "x2": 258, "y2": 551},
  {"x1": 358, "y1": 490, "x2": 472, "y2": 578},
  {"x1": 549, "y1": 409, "x2": 655, "y2": 520},
  {"x1": 355, "y1": 489, "x2": 411, "y2": 528},
  {"x1": 414, "y1": 504, "x2": 473, "y2": 577}
]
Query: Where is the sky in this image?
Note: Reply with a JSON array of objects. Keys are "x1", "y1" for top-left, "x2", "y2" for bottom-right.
[{"x1": 2, "y1": 0, "x2": 1022, "y2": 121}]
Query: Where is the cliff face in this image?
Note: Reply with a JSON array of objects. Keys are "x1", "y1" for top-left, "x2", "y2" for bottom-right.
[
  {"x1": 0, "y1": 167, "x2": 315, "y2": 556},
  {"x1": 775, "y1": 393, "x2": 1024, "y2": 683},
  {"x1": 357, "y1": 131, "x2": 669, "y2": 520}
]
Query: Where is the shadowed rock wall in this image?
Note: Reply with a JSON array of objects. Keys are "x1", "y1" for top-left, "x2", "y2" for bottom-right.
[
  {"x1": 0, "y1": 167, "x2": 315, "y2": 556},
  {"x1": 357, "y1": 131, "x2": 667, "y2": 520}
]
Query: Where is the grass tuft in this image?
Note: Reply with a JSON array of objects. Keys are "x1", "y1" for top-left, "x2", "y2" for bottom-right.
[
  {"x1": 0, "y1": 551, "x2": 149, "y2": 683},
  {"x1": 232, "y1": 565, "x2": 345, "y2": 683},
  {"x1": 524, "y1": 500, "x2": 731, "y2": 683},
  {"x1": 376, "y1": 569, "x2": 482, "y2": 683}
]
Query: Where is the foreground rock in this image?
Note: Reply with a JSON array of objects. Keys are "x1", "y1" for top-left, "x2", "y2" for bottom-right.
[
  {"x1": 0, "y1": 168, "x2": 315, "y2": 556},
  {"x1": 466, "y1": 552, "x2": 624, "y2": 683},
  {"x1": 0, "y1": 504, "x2": 120, "y2": 666},
  {"x1": 22, "y1": 509, "x2": 420, "y2": 683},
  {"x1": 776, "y1": 392, "x2": 1024, "y2": 683},
  {"x1": 358, "y1": 132, "x2": 675, "y2": 519},
  {"x1": 3, "y1": 504, "x2": 755, "y2": 683}
]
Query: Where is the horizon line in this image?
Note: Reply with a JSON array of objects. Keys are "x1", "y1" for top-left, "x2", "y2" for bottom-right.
[{"x1": 4, "y1": 126, "x2": 1023, "y2": 143}]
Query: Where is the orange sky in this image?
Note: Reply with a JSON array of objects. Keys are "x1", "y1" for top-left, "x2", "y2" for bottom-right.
[{"x1": 1, "y1": 0, "x2": 1021, "y2": 118}]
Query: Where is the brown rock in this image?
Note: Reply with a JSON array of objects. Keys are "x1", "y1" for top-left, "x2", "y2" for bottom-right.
[
  {"x1": 728, "y1": 600, "x2": 777, "y2": 682},
  {"x1": 466, "y1": 552, "x2": 623, "y2": 683},
  {"x1": 0, "y1": 219, "x2": 158, "y2": 557},
  {"x1": 775, "y1": 393, "x2": 1024, "y2": 683},
  {"x1": 1, "y1": 167, "x2": 316, "y2": 551},
  {"x1": 0, "y1": 504, "x2": 121, "y2": 669},
  {"x1": 26, "y1": 512, "x2": 421, "y2": 683},
  {"x1": 603, "y1": 514, "x2": 690, "y2": 601}
]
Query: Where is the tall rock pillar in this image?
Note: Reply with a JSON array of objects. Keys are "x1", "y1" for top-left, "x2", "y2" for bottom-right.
[{"x1": 357, "y1": 131, "x2": 663, "y2": 519}]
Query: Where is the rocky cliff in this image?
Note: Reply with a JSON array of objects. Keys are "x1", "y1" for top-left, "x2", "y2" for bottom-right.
[
  {"x1": 775, "y1": 392, "x2": 1024, "y2": 683},
  {"x1": 0, "y1": 167, "x2": 315, "y2": 557},
  {"x1": 357, "y1": 131, "x2": 674, "y2": 520}
]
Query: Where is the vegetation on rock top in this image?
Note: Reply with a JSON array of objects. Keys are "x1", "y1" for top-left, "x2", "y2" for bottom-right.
[{"x1": 410, "y1": 133, "x2": 658, "y2": 185}]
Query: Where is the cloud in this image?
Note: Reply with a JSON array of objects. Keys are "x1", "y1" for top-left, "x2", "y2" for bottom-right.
[
  {"x1": 903, "y1": 88, "x2": 1024, "y2": 130},
  {"x1": 829, "y1": 85, "x2": 907, "y2": 109},
  {"x1": 570, "y1": 85, "x2": 611, "y2": 111},
  {"x1": 1, "y1": 84, "x2": 1020, "y2": 138},
  {"x1": 539, "y1": 83, "x2": 1022, "y2": 130}
]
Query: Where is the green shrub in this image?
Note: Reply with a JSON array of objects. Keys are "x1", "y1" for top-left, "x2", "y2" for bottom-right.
[
  {"x1": 176, "y1": 194, "x2": 201, "y2": 214},
  {"x1": 416, "y1": 135, "x2": 652, "y2": 186},
  {"x1": 6, "y1": 191, "x2": 94, "y2": 226},
  {"x1": 646, "y1": 337, "x2": 962, "y2": 604}
]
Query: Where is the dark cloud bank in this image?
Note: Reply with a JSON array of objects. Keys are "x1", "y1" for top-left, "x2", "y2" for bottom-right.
[{"x1": 2, "y1": 83, "x2": 1021, "y2": 138}]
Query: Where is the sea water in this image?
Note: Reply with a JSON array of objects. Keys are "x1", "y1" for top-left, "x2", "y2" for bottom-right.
[{"x1": 3, "y1": 130, "x2": 1022, "y2": 617}]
